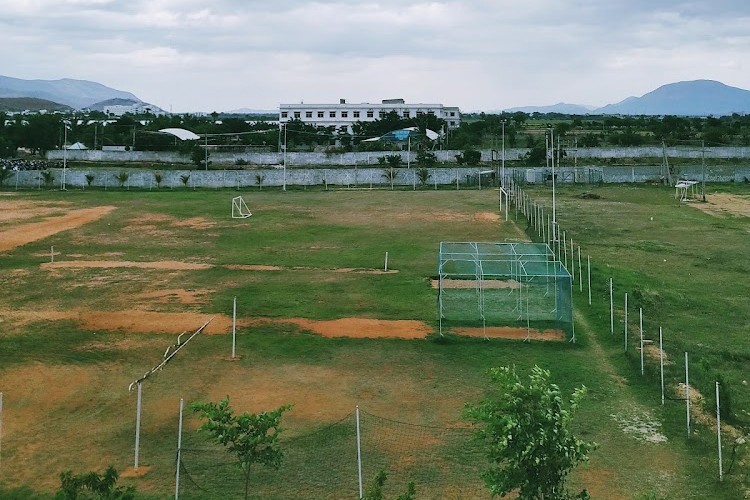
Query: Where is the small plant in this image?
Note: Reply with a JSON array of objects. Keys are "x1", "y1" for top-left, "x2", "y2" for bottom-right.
[
  {"x1": 41, "y1": 169, "x2": 55, "y2": 189},
  {"x1": 236, "y1": 158, "x2": 248, "y2": 166},
  {"x1": 385, "y1": 154, "x2": 402, "y2": 168},
  {"x1": 255, "y1": 173, "x2": 265, "y2": 190},
  {"x1": 180, "y1": 174, "x2": 191, "y2": 188},
  {"x1": 382, "y1": 167, "x2": 398, "y2": 190},
  {"x1": 154, "y1": 172, "x2": 163, "y2": 188},
  {"x1": 56, "y1": 465, "x2": 135, "y2": 499},
  {"x1": 362, "y1": 470, "x2": 416, "y2": 500},
  {"x1": 85, "y1": 173, "x2": 95, "y2": 188},
  {"x1": 416, "y1": 167, "x2": 431, "y2": 187},
  {"x1": 115, "y1": 171, "x2": 129, "y2": 188}
]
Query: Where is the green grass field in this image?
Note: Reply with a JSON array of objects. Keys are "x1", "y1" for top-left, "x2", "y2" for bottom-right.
[{"x1": 0, "y1": 186, "x2": 747, "y2": 499}]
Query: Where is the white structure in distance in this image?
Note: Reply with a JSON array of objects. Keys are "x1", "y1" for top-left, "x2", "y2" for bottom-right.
[
  {"x1": 231, "y1": 196, "x2": 252, "y2": 219},
  {"x1": 279, "y1": 98, "x2": 461, "y2": 134}
]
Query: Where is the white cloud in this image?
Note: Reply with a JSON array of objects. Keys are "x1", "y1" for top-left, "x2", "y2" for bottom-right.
[{"x1": 1, "y1": 0, "x2": 749, "y2": 111}]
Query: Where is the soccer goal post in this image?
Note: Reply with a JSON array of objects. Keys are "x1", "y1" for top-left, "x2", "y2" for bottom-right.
[{"x1": 231, "y1": 196, "x2": 252, "y2": 219}]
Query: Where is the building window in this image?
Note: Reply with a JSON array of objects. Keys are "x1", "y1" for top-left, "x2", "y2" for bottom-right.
[
  {"x1": 342, "y1": 111, "x2": 348, "y2": 118},
  {"x1": 403, "y1": 111, "x2": 410, "y2": 118},
  {"x1": 379, "y1": 111, "x2": 386, "y2": 118},
  {"x1": 367, "y1": 111, "x2": 374, "y2": 118},
  {"x1": 281, "y1": 112, "x2": 288, "y2": 118},
  {"x1": 353, "y1": 111, "x2": 360, "y2": 118},
  {"x1": 306, "y1": 111, "x2": 312, "y2": 118},
  {"x1": 449, "y1": 121, "x2": 456, "y2": 127},
  {"x1": 450, "y1": 112, "x2": 455, "y2": 117},
  {"x1": 329, "y1": 111, "x2": 336, "y2": 118},
  {"x1": 294, "y1": 111, "x2": 301, "y2": 119},
  {"x1": 318, "y1": 111, "x2": 324, "y2": 118},
  {"x1": 416, "y1": 111, "x2": 423, "y2": 116}
]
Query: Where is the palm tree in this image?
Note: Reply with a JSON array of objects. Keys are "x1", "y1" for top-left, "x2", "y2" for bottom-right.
[
  {"x1": 115, "y1": 172, "x2": 129, "y2": 189},
  {"x1": 382, "y1": 167, "x2": 398, "y2": 191},
  {"x1": 85, "y1": 173, "x2": 95, "y2": 189},
  {"x1": 180, "y1": 174, "x2": 190, "y2": 188},
  {"x1": 41, "y1": 170, "x2": 54, "y2": 189},
  {"x1": 416, "y1": 167, "x2": 431, "y2": 188},
  {"x1": 154, "y1": 172, "x2": 163, "y2": 189},
  {"x1": 255, "y1": 173, "x2": 265, "y2": 190},
  {"x1": 0, "y1": 168, "x2": 12, "y2": 188}
]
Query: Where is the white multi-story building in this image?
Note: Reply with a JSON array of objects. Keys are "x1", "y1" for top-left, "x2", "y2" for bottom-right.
[{"x1": 278, "y1": 99, "x2": 461, "y2": 133}]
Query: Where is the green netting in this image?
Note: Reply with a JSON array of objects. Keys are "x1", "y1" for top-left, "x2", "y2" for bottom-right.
[{"x1": 438, "y1": 242, "x2": 574, "y2": 339}]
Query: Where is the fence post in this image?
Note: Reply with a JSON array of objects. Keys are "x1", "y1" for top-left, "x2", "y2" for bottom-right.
[
  {"x1": 356, "y1": 406, "x2": 363, "y2": 499},
  {"x1": 685, "y1": 352, "x2": 690, "y2": 438},
  {"x1": 135, "y1": 381, "x2": 142, "y2": 469},
  {"x1": 659, "y1": 327, "x2": 664, "y2": 404},
  {"x1": 716, "y1": 382, "x2": 723, "y2": 481},
  {"x1": 587, "y1": 256, "x2": 592, "y2": 305},
  {"x1": 610, "y1": 278, "x2": 614, "y2": 334},
  {"x1": 175, "y1": 398, "x2": 184, "y2": 500}
]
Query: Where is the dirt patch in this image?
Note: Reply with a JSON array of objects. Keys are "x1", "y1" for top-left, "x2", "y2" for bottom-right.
[
  {"x1": 174, "y1": 217, "x2": 216, "y2": 229},
  {"x1": 0, "y1": 206, "x2": 116, "y2": 252},
  {"x1": 473, "y1": 211, "x2": 500, "y2": 222},
  {"x1": 226, "y1": 264, "x2": 285, "y2": 271},
  {"x1": 227, "y1": 264, "x2": 398, "y2": 274},
  {"x1": 0, "y1": 198, "x2": 73, "y2": 223},
  {"x1": 120, "y1": 466, "x2": 151, "y2": 478},
  {"x1": 286, "y1": 318, "x2": 432, "y2": 339},
  {"x1": 452, "y1": 326, "x2": 565, "y2": 341},
  {"x1": 610, "y1": 410, "x2": 668, "y2": 443},
  {"x1": 431, "y1": 279, "x2": 520, "y2": 289},
  {"x1": 332, "y1": 268, "x2": 398, "y2": 275},
  {"x1": 135, "y1": 288, "x2": 213, "y2": 305},
  {"x1": 689, "y1": 193, "x2": 750, "y2": 217},
  {"x1": 41, "y1": 260, "x2": 212, "y2": 270}
]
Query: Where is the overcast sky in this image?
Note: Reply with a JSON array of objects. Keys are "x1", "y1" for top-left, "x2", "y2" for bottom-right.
[{"x1": 2, "y1": 0, "x2": 749, "y2": 113}]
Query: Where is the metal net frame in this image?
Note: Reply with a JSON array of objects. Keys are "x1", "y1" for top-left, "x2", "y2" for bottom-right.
[{"x1": 437, "y1": 242, "x2": 574, "y2": 341}]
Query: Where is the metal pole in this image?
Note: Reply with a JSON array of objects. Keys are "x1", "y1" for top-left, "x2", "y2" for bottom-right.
[
  {"x1": 135, "y1": 381, "x2": 142, "y2": 469},
  {"x1": 587, "y1": 256, "x2": 591, "y2": 305},
  {"x1": 175, "y1": 398, "x2": 184, "y2": 500},
  {"x1": 716, "y1": 381, "x2": 723, "y2": 481},
  {"x1": 51, "y1": 245, "x2": 54, "y2": 263},
  {"x1": 232, "y1": 296, "x2": 237, "y2": 359},
  {"x1": 577, "y1": 247, "x2": 582, "y2": 292},
  {"x1": 356, "y1": 406, "x2": 363, "y2": 499},
  {"x1": 563, "y1": 231, "x2": 568, "y2": 270},
  {"x1": 639, "y1": 308, "x2": 644, "y2": 375},
  {"x1": 660, "y1": 327, "x2": 665, "y2": 405},
  {"x1": 685, "y1": 352, "x2": 690, "y2": 438},
  {"x1": 0, "y1": 391, "x2": 3, "y2": 468},
  {"x1": 501, "y1": 120, "x2": 505, "y2": 189},
  {"x1": 701, "y1": 140, "x2": 706, "y2": 202},
  {"x1": 384, "y1": 252, "x2": 389, "y2": 272},
  {"x1": 283, "y1": 124, "x2": 287, "y2": 191},
  {"x1": 624, "y1": 293, "x2": 628, "y2": 352},
  {"x1": 610, "y1": 278, "x2": 614, "y2": 334}
]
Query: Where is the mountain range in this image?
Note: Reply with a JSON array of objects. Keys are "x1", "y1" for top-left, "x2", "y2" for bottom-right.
[
  {"x1": 502, "y1": 80, "x2": 750, "y2": 116},
  {"x1": 3, "y1": 75, "x2": 750, "y2": 116}
]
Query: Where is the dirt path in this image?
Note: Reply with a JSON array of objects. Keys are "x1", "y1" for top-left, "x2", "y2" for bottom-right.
[
  {"x1": 689, "y1": 192, "x2": 750, "y2": 217},
  {"x1": 0, "y1": 206, "x2": 116, "y2": 252}
]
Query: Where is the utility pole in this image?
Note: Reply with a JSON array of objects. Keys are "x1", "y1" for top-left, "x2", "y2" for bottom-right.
[
  {"x1": 701, "y1": 140, "x2": 706, "y2": 202},
  {"x1": 501, "y1": 119, "x2": 506, "y2": 188}
]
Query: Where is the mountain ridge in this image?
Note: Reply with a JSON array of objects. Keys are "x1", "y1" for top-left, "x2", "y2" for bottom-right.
[{"x1": 0, "y1": 75, "x2": 141, "y2": 109}]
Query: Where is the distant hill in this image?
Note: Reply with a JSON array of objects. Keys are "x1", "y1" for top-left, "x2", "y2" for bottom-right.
[
  {"x1": 0, "y1": 75, "x2": 141, "y2": 109},
  {"x1": 88, "y1": 98, "x2": 141, "y2": 111},
  {"x1": 224, "y1": 107, "x2": 278, "y2": 115},
  {"x1": 0, "y1": 97, "x2": 72, "y2": 112},
  {"x1": 501, "y1": 103, "x2": 595, "y2": 114},
  {"x1": 594, "y1": 80, "x2": 750, "y2": 116}
]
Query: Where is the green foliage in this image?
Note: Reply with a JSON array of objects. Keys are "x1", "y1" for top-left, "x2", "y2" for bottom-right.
[
  {"x1": 153, "y1": 172, "x2": 163, "y2": 188},
  {"x1": 55, "y1": 466, "x2": 135, "y2": 499},
  {"x1": 384, "y1": 154, "x2": 402, "y2": 168},
  {"x1": 455, "y1": 149, "x2": 481, "y2": 165},
  {"x1": 114, "y1": 172, "x2": 129, "y2": 188},
  {"x1": 416, "y1": 167, "x2": 431, "y2": 187},
  {"x1": 191, "y1": 397, "x2": 291, "y2": 500},
  {"x1": 180, "y1": 174, "x2": 190, "y2": 187},
  {"x1": 255, "y1": 173, "x2": 266, "y2": 190},
  {"x1": 415, "y1": 150, "x2": 437, "y2": 167},
  {"x1": 191, "y1": 145, "x2": 211, "y2": 169},
  {"x1": 382, "y1": 167, "x2": 398, "y2": 190},
  {"x1": 0, "y1": 167, "x2": 12, "y2": 187},
  {"x1": 41, "y1": 169, "x2": 55, "y2": 188},
  {"x1": 362, "y1": 470, "x2": 416, "y2": 500},
  {"x1": 85, "y1": 173, "x2": 95, "y2": 187},
  {"x1": 464, "y1": 365, "x2": 595, "y2": 499}
]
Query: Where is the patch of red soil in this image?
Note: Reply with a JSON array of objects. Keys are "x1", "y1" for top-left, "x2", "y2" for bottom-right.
[
  {"x1": 135, "y1": 288, "x2": 213, "y2": 305},
  {"x1": 286, "y1": 317, "x2": 432, "y2": 339},
  {"x1": 431, "y1": 279, "x2": 520, "y2": 289},
  {"x1": 0, "y1": 206, "x2": 116, "y2": 252},
  {"x1": 226, "y1": 264, "x2": 285, "y2": 271},
  {"x1": 41, "y1": 260, "x2": 212, "y2": 270},
  {"x1": 452, "y1": 326, "x2": 564, "y2": 341}
]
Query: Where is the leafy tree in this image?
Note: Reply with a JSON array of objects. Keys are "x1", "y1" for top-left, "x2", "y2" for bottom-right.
[
  {"x1": 41, "y1": 170, "x2": 55, "y2": 189},
  {"x1": 464, "y1": 365, "x2": 595, "y2": 500},
  {"x1": 180, "y1": 174, "x2": 191, "y2": 188},
  {"x1": 85, "y1": 173, "x2": 95, "y2": 188},
  {"x1": 0, "y1": 168, "x2": 12, "y2": 187},
  {"x1": 191, "y1": 145, "x2": 211, "y2": 169},
  {"x1": 382, "y1": 167, "x2": 398, "y2": 190},
  {"x1": 191, "y1": 398, "x2": 291, "y2": 500},
  {"x1": 416, "y1": 150, "x2": 437, "y2": 168},
  {"x1": 55, "y1": 465, "x2": 135, "y2": 499},
  {"x1": 385, "y1": 154, "x2": 402, "y2": 168},
  {"x1": 456, "y1": 149, "x2": 481, "y2": 165},
  {"x1": 362, "y1": 470, "x2": 416, "y2": 500},
  {"x1": 153, "y1": 172, "x2": 163, "y2": 188},
  {"x1": 255, "y1": 173, "x2": 266, "y2": 190}
]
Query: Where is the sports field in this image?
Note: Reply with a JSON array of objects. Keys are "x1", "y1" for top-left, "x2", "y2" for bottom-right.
[{"x1": 0, "y1": 186, "x2": 746, "y2": 498}]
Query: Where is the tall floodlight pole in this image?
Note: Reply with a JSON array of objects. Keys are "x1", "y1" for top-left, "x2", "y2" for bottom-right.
[
  {"x1": 407, "y1": 136, "x2": 411, "y2": 169},
  {"x1": 550, "y1": 128, "x2": 557, "y2": 245},
  {"x1": 204, "y1": 134, "x2": 208, "y2": 171},
  {"x1": 501, "y1": 119, "x2": 506, "y2": 188},
  {"x1": 62, "y1": 124, "x2": 68, "y2": 190},
  {"x1": 283, "y1": 123, "x2": 287, "y2": 191},
  {"x1": 701, "y1": 140, "x2": 706, "y2": 202}
]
